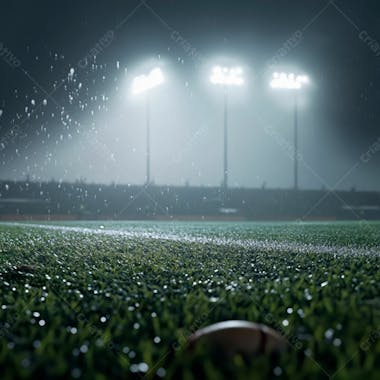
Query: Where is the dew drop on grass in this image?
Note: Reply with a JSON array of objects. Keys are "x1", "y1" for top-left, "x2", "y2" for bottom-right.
[
  {"x1": 297, "y1": 309, "x2": 305, "y2": 318},
  {"x1": 273, "y1": 367, "x2": 283, "y2": 376},
  {"x1": 324, "y1": 328, "x2": 334, "y2": 340},
  {"x1": 72, "y1": 348, "x2": 80, "y2": 357},
  {"x1": 128, "y1": 351, "x2": 136, "y2": 359},
  {"x1": 138, "y1": 363, "x2": 149, "y2": 373},
  {"x1": 80, "y1": 344, "x2": 88, "y2": 354},
  {"x1": 304, "y1": 289, "x2": 312, "y2": 301},
  {"x1": 156, "y1": 368, "x2": 166, "y2": 378},
  {"x1": 333, "y1": 338, "x2": 342, "y2": 347},
  {"x1": 71, "y1": 368, "x2": 81, "y2": 379},
  {"x1": 21, "y1": 358, "x2": 31, "y2": 368},
  {"x1": 95, "y1": 339, "x2": 104, "y2": 347}
]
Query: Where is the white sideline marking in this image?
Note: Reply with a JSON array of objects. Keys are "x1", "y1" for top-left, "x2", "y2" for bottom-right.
[{"x1": 1, "y1": 222, "x2": 379, "y2": 257}]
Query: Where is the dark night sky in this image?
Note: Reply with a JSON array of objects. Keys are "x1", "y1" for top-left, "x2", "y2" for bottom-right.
[{"x1": 0, "y1": 0, "x2": 379, "y2": 190}]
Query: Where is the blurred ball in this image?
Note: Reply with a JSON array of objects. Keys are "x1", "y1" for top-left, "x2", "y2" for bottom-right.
[{"x1": 188, "y1": 320, "x2": 287, "y2": 358}]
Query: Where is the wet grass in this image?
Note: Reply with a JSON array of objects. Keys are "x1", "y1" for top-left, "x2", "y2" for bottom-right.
[{"x1": 0, "y1": 221, "x2": 379, "y2": 379}]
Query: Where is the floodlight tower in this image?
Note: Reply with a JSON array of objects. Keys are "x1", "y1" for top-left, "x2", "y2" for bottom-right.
[
  {"x1": 270, "y1": 72, "x2": 309, "y2": 190},
  {"x1": 210, "y1": 66, "x2": 244, "y2": 189},
  {"x1": 132, "y1": 68, "x2": 164, "y2": 185}
]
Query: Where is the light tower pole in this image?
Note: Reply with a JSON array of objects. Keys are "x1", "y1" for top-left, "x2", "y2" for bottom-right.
[
  {"x1": 293, "y1": 91, "x2": 298, "y2": 190},
  {"x1": 210, "y1": 66, "x2": 244, "y2": 189},
  {"x1": 132, "y1": 67, "x2": 164, "y2": 186},
  {"x1": 223, "y1": 86, "x2": 228, "y2": 188},
  {"x1": 146, "y1": 93, "x2": 151, "y2": 185},
  {"x1": 270, "y1": 72, "x2": 309, "y2": 191}
]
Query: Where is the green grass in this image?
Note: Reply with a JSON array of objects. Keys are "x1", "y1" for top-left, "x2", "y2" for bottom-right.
[{"x1": 0, "y1": 221, "x2": 379, "y2": 379}]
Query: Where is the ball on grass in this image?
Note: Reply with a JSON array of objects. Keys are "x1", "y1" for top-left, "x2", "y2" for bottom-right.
[{"x1": 188, "y1": 320, "x2": 287, "y2": 358}]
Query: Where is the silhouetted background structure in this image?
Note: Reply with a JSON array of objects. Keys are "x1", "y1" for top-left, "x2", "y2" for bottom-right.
[{"x1": 1, "y1": 180, "x2": 379, "y2": 221}]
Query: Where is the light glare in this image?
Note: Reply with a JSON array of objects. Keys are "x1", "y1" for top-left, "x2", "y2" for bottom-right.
[
  {"x1": 210, "y1": 66, "x2": 244, "y2": 86},
  {"x1": 270, "y1": 72, "x2": 309, "y2": 90},
  {"x1": 132, "y1": 67, "x2": 164, "y2": 94}
]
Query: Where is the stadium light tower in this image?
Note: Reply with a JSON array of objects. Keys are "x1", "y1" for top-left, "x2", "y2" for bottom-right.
[
  {"x1": 270, "y1": 72, "x2": 309, "y2": 190},
  {"x1": 210, "y1": 66, "x2": 244, "y2": 189},
  {"x1": 132, "y1": 67, "x2": 164, "y2": 185}
]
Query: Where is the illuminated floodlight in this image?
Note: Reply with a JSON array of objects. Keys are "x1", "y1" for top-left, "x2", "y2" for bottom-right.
[
  {"x1": 132, "y1": 67, "x2": 164, "y2": 94},
  {"x1": 210, "y1": 66, "x2": 244, "y2": 86},
  {"x1": 270, "y1": 72, "x2": 309, "y2": 90}
]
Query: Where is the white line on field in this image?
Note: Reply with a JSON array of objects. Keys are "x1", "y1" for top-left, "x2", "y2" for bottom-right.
[{"x1": 1, "y1": 222, "x2": 379, "y2": 257}]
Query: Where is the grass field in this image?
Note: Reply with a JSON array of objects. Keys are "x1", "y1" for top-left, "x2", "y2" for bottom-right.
[{"x1": 0, "y1": 221, "x2": 379, "y2": 379}]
